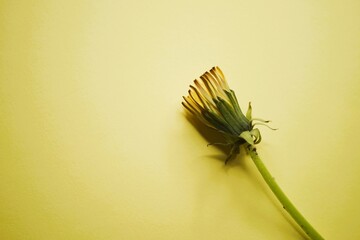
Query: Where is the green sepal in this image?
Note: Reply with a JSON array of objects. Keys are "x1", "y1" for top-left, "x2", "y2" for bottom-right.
[
  {"x1": 202, "y1": 110, "x2": 237, "y2": 135},
  {"x1": 214, "y1": 97, "x2": 244, "y2": 134},
  {"x1": 250, "y1": 128, "x2": 262, "y2": 144},
  {"x1": 225, "y1": 90, "x2": 251, "y2": 129},
  {"x1": 225, "y1": 90, "x2": 243, "y2": 118},
  {"x1": 225, "y1": 143, "x2": 240, "y2": 164},
  {"x1": 246, "y1": 102, "x2": 252, "y2": 120},
  {"x1": 239, "y1": 131, "x2": 255, "y2": 146}
]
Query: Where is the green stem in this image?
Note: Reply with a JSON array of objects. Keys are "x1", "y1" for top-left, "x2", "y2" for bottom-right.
[{"x1": 248, "y1": 148, "x2": 324, "y2": 240}]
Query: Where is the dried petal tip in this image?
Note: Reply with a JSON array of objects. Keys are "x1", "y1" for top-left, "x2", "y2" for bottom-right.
[{"x1": 182, "y1": 66, "x2": 272, "y2": 162}]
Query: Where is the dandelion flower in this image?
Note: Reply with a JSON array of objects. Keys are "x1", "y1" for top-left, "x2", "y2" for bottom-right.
[
  {"x1": 182, "y1": 67, "x2": 325, "y2": 240},
  {"x1": 182, "y1": 66, "x2": 267, "y2": 163}
]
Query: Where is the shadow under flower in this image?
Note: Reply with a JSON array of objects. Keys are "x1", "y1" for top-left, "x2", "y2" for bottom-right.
[{"x1": 183, "y1": 111, "x2": 246, "y2": 168}]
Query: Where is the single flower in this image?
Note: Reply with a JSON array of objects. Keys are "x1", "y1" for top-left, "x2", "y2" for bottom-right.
[
  {"x1": 182, "y1": 66, "x2": 269, "y2": 163},
  {"x1": 182, "y1": 67, "x2": 324, "y2": 240}
]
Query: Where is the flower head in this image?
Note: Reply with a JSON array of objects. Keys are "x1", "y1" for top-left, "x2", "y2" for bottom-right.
[{"x1": 182, "y1": 66, "x2": 270, "y2": 162}]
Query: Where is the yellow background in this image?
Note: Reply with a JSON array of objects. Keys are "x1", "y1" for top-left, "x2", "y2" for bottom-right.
[{"x1": 1, "y1": 1, "x2": 359, "y2": 239}]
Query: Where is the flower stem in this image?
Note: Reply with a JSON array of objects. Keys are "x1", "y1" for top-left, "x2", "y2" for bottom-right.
[{"x1": 248, "y1": 147, "x2": 324, "y2": 240}]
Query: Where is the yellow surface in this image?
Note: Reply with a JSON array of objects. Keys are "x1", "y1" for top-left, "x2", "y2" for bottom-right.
[{"x1": 1, "y1": 1, "x2": 360, "y2": 239}]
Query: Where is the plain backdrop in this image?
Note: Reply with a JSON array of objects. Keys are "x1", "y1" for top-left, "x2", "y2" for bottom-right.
[{"x1": 1, "y1": 1, "x2": 360, "y2": 239}]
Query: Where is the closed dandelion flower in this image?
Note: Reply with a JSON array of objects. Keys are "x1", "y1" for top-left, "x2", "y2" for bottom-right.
[
  {"x1": 182, "y1": 66, "x2": 268, "y2": 163},
  {"x1": 182, "y1": 67, "x2": 325, "y2": 240}
]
